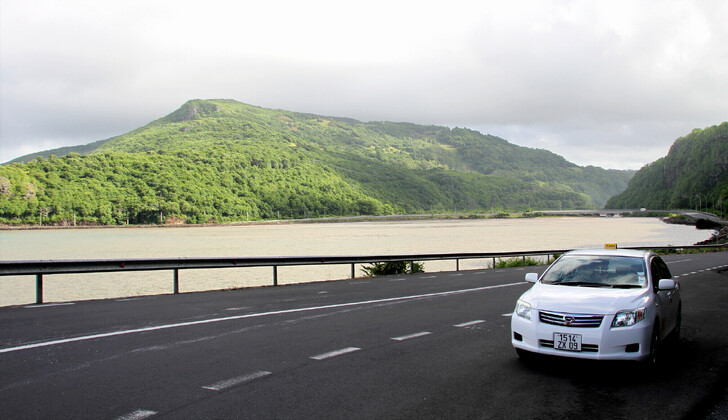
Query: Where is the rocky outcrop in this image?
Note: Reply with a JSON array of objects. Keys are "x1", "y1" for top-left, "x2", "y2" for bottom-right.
[{"x1": 695, "y1": 226, "x2": 728, "y2": 245}]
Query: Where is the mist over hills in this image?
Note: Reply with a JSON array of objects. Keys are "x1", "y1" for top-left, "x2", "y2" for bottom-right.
[{"x1": 1, "y1": 99, "x2": 635, "y2": 225}]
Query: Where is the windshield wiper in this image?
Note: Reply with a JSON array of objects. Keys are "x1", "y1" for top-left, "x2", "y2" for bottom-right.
[
  {"x1": 556, "y1": 281, "x2": 610, "y2": 287},
  {"x1": 610, "y1": 284, "x2": 643, "y2": 289}
]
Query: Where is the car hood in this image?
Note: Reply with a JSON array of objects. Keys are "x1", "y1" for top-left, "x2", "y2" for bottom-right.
[{"x1": 523, "y1": 283, "x2": 651, "y2": 315}]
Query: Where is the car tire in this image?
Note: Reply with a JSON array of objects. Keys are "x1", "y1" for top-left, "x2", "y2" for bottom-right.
[
  {"x1": 515, "y1": 348, "x2": 533, "y2": 361},
  {"x1": 643, "y1": 324, "x2": 660, "y2": 368},
  {"x1": 671, "y1": 305, "x2": 682, "y2": 343}
]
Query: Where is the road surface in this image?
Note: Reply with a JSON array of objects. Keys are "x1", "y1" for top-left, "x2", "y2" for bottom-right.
[{"x1": 1, "y1": 251, "x2": 727, "y2": 419}]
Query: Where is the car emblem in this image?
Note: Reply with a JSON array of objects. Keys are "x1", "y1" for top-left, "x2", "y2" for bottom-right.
[{"x1": 564, "y1": 316, "x2": 575, "y2": 326}]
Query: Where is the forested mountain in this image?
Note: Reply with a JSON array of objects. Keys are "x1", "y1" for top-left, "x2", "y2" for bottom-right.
[
  {"x1": 606, "y1": 122, "x2": 728, "y2": 214},
  {"x1": 1, "y1": 99, "x2": 634, "y2": 225}
]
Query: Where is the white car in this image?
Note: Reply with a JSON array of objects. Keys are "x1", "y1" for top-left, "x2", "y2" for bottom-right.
[{"x1": 511, "y1": 249, "x2": 681, "y2": 364}]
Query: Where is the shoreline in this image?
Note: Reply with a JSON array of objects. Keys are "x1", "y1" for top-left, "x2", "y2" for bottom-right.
[
  {"x1": 0, "y1": 211, "x2": 625, "y2": 231},
  {"x1": 1, "y1": 210, "x2": 723, "y2": 232}
]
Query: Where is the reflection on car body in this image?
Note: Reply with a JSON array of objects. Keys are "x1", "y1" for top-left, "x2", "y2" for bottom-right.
[{"x1": 511, "y1": 249, "x2": 681, "y2": 364}]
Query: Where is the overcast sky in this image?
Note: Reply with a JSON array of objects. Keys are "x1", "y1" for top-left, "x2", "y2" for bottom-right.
[{"x1": 1, "y1": 1, "x2": 726, "y2": 169}]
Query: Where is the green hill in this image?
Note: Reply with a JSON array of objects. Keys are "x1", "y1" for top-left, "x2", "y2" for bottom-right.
[
  {"x1": 1, "y1": 99, "x2": 634, "y2": 225},
  {"x1": 606, "y1": 122, "x2": 728, "y2": 215}
]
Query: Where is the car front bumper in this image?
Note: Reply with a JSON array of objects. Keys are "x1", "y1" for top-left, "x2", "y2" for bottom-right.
[{"x1": 511, "y1": 310, "x2": 653, "y2": 361}]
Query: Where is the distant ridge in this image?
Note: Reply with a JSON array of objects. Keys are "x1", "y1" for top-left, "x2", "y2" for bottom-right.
[
  {"x1": 1, "y1": 99, "x2": 635, "y2": 225},
  {"x1": 606, "y1": 122, "x2": 728, "y2": 215}
]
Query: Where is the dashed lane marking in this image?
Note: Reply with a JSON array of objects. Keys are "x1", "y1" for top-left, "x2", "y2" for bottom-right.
[
  {"x1": 391, "y1": 331, "x2": 431, "y2": 341},
  {"x1": 454, "y1": 320, "x2": 485, "y2": 327},
  {"x1": 674, "y1": 265, "x2": 728, "y2": 279},
  {"x1": 115, "y1": 409, "x2": 157, "y2": 420},
  {"x1": 202, "y1": 371, "x2": 272, "y2": 391},
  {"x1": 311, "y1": 347, "x2": 361, "y2": 360}
]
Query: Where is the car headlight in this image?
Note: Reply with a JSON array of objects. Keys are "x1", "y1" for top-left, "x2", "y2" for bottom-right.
[
  {"x1": 611, "y1": 307, "x2": 646, "y2": 327},
  {"x1": 515, "y1": 300, "x2": 532, "y2": 320}
]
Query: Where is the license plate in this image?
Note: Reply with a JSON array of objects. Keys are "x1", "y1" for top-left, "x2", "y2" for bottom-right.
[{"x1": 554, "y1": 333, "x2": 582, "y2": 351}]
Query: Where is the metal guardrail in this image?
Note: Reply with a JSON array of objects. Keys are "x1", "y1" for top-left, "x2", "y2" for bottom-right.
[{"x1": 1, "y1": 243, "x2": 725, "y2": 304}]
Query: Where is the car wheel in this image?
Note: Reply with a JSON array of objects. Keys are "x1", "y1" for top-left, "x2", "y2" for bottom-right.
[
  {"x1": 643, "y1": 324, "x2": 660, "y2": 367},
  {"x1": 515, "y1": 348, "x2": 533, "y2": 361},
  {"x1": 671, "y1": 305, "x2": 682, "y2": 343}
]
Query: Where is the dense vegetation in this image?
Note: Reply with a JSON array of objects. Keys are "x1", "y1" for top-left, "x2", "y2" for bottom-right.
[
  {"x1": 606, "y1": 122, "x2": 728, "y2": 218},
  {"x1": 1, "y1": 99, "x2": 634, "y2": 225},
  {"x1": 361, "y1": 261, "x2": 425, "y2": 276}
]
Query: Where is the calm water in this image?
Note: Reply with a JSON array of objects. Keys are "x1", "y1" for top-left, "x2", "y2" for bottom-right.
[{"x1": 0, "y1": 217, "x2": 713, "y2": 306}]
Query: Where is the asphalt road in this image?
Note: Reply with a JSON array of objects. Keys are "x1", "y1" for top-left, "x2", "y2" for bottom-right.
[{"x1": 1, "y1": 251, "x2": 727, "y2": 419}]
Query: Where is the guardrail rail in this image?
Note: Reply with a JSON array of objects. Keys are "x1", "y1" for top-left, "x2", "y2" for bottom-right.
[{"x1": 1, "y1": 243, "x2": 725, "y2": 304}]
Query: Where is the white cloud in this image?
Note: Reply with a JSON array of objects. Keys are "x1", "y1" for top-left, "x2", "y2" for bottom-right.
[{"x1": 1, "y1": 0, "x2": 727, "y2": 167}]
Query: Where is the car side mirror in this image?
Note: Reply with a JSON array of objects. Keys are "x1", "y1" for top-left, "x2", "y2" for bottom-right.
[
  {"x1": 525, "y1": 273, "x2": 539, "y2": 283},
  {"x1": 658, "y1": 279, "x2": 676, "y2": 291}
]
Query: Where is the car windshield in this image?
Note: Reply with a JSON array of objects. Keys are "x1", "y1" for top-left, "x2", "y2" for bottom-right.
[{"x1": 540, "y1": 255, "x2": 647, "y2": 288}]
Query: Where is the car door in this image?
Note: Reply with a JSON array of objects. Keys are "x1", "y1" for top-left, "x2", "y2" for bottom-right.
[{"x1": 650, "y1": 256, "x2": 677, "y2": 339}]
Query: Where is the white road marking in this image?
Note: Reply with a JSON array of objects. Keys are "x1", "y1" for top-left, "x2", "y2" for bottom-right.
[
  {"x1": 202, "y1": 371, "x2": 271, "y2": 391},
  {"x1": 224, "y1": 307, "x2": 249, "y2": 311},
  {"x1": 391, "y1": 331, "x2": 431, "y2": 341},
  {"x1": 389, "y1": 278, "x2": 406, "y2": 282},
  {"x1": 454, "y1": 320, "x2": 485, "y2": 327},
  {"x1": 1, "y1": 281, "x2": 526, "y2": 354},
  {"x1": 115, "y1": 409, "x2": 157, "y2": 420},
  {"x1": 449, "y1": 273, "x2": 463, "y2": 277},
  {"x1": 422, "y1": 275, "x2": 437, "y2": 279},
  {"x1": 502, "y1": 313, "x2": 513, "y2": 317},
  {"x1": 23, "y1": 302, "x2": 74, "y2": 309},
  {"x1": 311, "y1": 347, "x2": 361, "y2": 360}
]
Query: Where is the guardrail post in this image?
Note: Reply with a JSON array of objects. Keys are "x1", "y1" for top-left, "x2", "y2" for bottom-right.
[
  {"x1": 351, "y1": 263, "x2": 355, "y2": 279},
  {"x1": 456, "y1": 259, "x2": 460, "y2": 271},
  {"x1": 36, "y1": 274, "x2": 43, "y2": 304},
  {"x1": 409, "y1": 261, "x2": 414, "y2": 274},
  {"x1": 173, "y1": 269, "x2": 179, "y2": 294},
  {"x1": 492, "y1": 257, "x2": 496, "y2": 269},
  {"x1": 273, "y1": 266, "x2": 278, "y2": 286},
  {"x1": 522, "y1": 256, "x2": 526, "y2": 267}
]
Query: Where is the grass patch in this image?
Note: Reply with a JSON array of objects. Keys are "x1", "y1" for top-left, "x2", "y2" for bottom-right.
[{"x1": 489, "y1": 256, "x2": 544, "y2": 269}]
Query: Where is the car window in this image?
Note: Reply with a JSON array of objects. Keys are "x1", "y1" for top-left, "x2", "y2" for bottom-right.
[
  {"x1": 650, "y1": 260, "x2": 661, "y2": 290},
  {"x1": 541, "y1": 255, "x2": 646, "y2": 288},
  {"x1": 650, "y1": 257, "x2": 673, "y2": 291},
  {"x1": 651, "y1": 256, "x2": 672, "y2": 282},
  {"x1": 656, "y1": 257, "x2": 672, "y2": 279}
]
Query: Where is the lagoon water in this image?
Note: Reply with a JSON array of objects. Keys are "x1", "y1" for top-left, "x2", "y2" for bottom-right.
[{"x1": 0, "y1": 217, "x2": 713, "y2": 306}]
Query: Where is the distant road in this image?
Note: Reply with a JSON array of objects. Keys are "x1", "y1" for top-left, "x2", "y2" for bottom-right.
[{"x1": 1, "y1": 252, "x2": 727, "y2": 419}]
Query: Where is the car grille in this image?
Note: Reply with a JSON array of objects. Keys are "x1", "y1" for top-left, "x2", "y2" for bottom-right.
[
  {"x1": 539, "y1": 310, "x2": 604, "y2": 328},
  {"x1": 539, "y1": 340, "x2": 599, "y2": 352}
]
